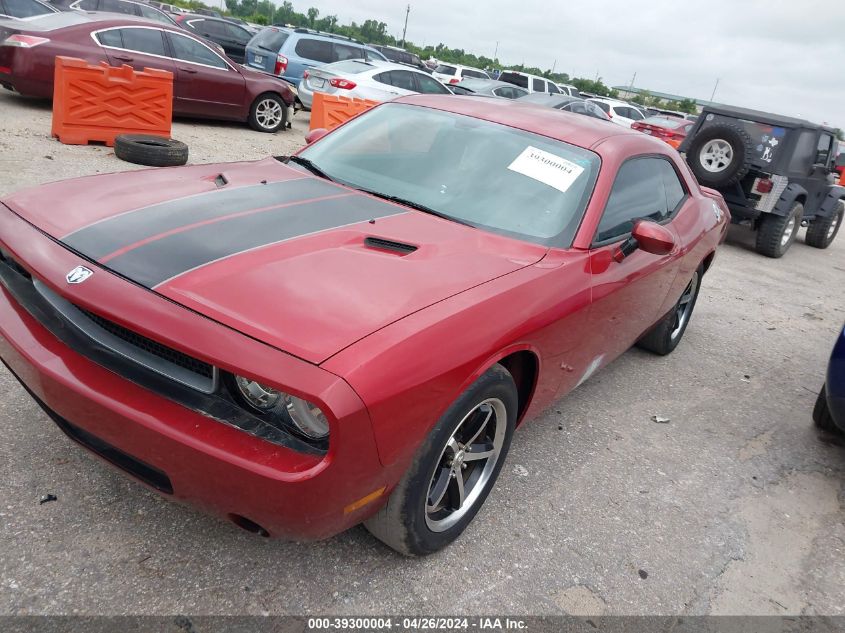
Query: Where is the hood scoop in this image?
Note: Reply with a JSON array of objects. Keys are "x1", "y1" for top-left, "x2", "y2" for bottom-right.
[{"x1": 363, "y1": 236, "x2": 418, "y2": 255}]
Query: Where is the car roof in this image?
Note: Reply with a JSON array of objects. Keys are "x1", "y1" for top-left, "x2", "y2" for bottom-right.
[
  {"x1": 395, "y1": 94, "x2": 638, "y2": 149},
  {"x1": 0, "y1": 10, "x2": 91, "y2": 30},
  {"x1": 702, "y1": 104, "x2": 833, "y2": 131}
]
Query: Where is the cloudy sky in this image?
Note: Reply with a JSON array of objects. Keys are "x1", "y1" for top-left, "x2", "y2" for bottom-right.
[{"x1": 278, "y1": 0, "x2": 845, "y2": 127}]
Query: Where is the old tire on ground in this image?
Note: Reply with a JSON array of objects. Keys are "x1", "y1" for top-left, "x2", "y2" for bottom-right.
[
  {"x1": 249, "y1": 93, "x2": 288, "y2": 133},
  {"x1": 813, "y1": 385, "x2": 841, "y2": 434},
  {"x1": 755, "y1": 201, "x2": 803, "y2": 258},
  {"x1": 687, "y1": 123, "x2": 753, "y2": 187},
  {"x1": 364, "y1": 365, "x2": 518, "y2": 556},
  {"x1": 114, "y1": 134, "x2": 188, "y2": 167},
  {"x1": 805, "y1": 201, "x2": 844, "y2": 249},
  {"x1": 636, "y1": 266, "x2": 702, "y2": 356}
]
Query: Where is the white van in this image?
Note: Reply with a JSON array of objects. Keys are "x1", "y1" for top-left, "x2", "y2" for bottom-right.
[{"x1": 431, "y1": 63, "x2": 490, "y2": 85}]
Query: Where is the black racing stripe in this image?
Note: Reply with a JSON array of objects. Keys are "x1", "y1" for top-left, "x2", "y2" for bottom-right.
[
  {"x1": 103, "y1": 193, "x2": 403, "y2": 288},
  {"x1": 62, "y1": 178, "x2": 341, "y2": 261}
]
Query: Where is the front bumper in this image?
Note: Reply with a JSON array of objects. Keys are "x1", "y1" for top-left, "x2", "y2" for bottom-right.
[{"x1": 0, "y1": 204, "x2": 387, "y2": 540}]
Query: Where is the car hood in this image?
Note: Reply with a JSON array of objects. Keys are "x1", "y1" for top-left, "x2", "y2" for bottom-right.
[{"x1": 3, "y1": 158, "x2": 546, "y2": 364}]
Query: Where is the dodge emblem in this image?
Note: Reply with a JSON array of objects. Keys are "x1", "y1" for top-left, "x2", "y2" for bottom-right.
[{"x1": 66, "y1": 266, "x2": 93, "y2": 284}]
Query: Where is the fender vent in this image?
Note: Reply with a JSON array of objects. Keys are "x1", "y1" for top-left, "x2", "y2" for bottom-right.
[{"x1": 363, "y1": 237, "x2": 418, "y2": 255}]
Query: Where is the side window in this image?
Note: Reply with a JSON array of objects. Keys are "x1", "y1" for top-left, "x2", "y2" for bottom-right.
[
  {"x1": 415, "y1": 73, "x2": 449, "y2": 94},
  {"x1": 389, "y1": 70, "x2": 416, "y2": 91},
  {"x1": 200, "y1": 20, "x2": 226, "y2": 37},
  {"x1": 548, "y1": 82, "x2": 560, "y2": 94},
  {"x1": 101, "y1": 0, "x2": 134, "y2": 14},
  {"x1": 513, "y1": 87, "x2": 528, "y2": 98},
  {"x1": 373, "y1": 71, "x2": 391, "y2": 86},
  {"x1": 816, "y1": 134, "x2": 834, "y2": 165},
  {"x1": 532, "y1": 77, "x2": 544, "y2": 92},
  {"x1": 294, "y1": 38, "x2": 333, "y2": 63},
  {"x1": 120, "y1": 28, "x2": 166, "y2": 56},
  {"x1": 138, "y1": 4, "x2": 171, "y2": 24},
  {"x1": 658, "y1": 159, "x2": 687, "y2": 214},
  {"x1": 224, "y1": 22, "x2": 250, "y2": 43},
  {"x1": 333, "y1": 43, "x2": 362, "y2": 62},
  {"x1": 595, "y1": 158, "x2": 669, "y2": 243},
  {"x1": 629, "y1": 108, "x2": 644, "y2": 121},
  {"x1": 592, "y1": 100, "x2": 610, "y2": 114},
  {"x1": 96, "y1": 28, "x2": 123, "y2": 47},
  {"x1": 4, "y1": 0, "x2": 56, "y2": 16},
  {"x1": 76, "y1": 0, "x2": 97, "y2": 8},
  {"x1": 168, "y1": 32, "x2": 228, "y2": 68},
  {"x1": 364, "y1": 48, "x2": 382, "y2": 61},
  {"x1": 614, "y1": 106, "x2": 629, "y2": 118}
]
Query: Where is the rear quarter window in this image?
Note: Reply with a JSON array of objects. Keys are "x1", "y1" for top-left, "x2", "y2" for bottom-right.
[{"x1": 294, "y1": 38, "x2": 333, "y2": 63}]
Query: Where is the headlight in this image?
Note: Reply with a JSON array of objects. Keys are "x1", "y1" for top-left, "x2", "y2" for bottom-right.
[{"x1": 233, "y1": 375, "x2": 329, "y2": 440}]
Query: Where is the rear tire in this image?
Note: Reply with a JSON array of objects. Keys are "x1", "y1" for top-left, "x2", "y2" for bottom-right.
[
  {"x1": 249, "y1": 93, "x2": 288, "y2": 133},
  {"x1": 637, "y1": 266, "x2": 702, "y2": 355},
  {"x1": 805, "y1": 201, "x2": 844, "y2": 249},
  {"x1": 755, "y1": 202, "x2": 802, "y2": 258},
  {"x1": 813, "y1": 385, "x2": 841, "y2": 434},
  {"x1": 114, "y1": 134, "x2": 188, "y2": 167},
  {"x1": 364, "y1": 365, "x2": 517, "y2": 556}
]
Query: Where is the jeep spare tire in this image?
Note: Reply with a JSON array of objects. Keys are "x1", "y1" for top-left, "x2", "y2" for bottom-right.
[
  {"x1": 687, "y1": 123, "x2": 753, "y2": 187},
  {"x1": 114, "y1": 134, "x2": 189, "y2": 167}
]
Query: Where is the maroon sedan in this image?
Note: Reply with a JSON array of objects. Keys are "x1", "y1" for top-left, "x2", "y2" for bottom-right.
[
  {"x1": 631, "y1": 116, "x2": 695, "y2": 149},
  {"x1": 0, "y1": 12, "x2": 295, "y2": 132}
]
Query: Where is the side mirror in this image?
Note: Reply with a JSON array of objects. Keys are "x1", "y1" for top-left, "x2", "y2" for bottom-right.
[
  {"x1": 305, "y1": 128, "x2": 328, "y2": 144},
  {"x1": 631, "y1": 220, "x2": 675, "y2": 256}
]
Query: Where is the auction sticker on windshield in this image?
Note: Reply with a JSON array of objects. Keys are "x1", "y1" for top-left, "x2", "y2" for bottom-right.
[{"x1": 507, "y1": 146, "x2": 585, "y2": 193}]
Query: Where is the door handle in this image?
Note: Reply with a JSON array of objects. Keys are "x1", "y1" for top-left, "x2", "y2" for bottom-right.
[
  {"x1": 114, "y1": 55, "x2": 134, "y2": 62},
  {"x1": 179, "y1": 67, "x2": 198, "y2": 74}
]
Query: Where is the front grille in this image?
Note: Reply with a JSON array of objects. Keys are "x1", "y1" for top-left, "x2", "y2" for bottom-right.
[{"x1": 76, "y1": 306, "x2": 214, "y2": 380}]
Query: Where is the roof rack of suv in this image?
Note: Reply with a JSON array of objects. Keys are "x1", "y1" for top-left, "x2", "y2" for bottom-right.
[{"x1": 290, "y1": 27, "x2": 362, "y2": 44}]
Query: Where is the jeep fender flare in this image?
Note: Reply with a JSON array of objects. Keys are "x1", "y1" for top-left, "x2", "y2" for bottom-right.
[
  {"x1": 816, "y1": 186, "x2": 845, "y2": 219},
  {"x1": 770, "y1": 183, "x2": 808, "y2": 217}
]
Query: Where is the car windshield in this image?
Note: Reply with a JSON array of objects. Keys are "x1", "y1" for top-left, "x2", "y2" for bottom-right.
[
  {"x1": 250, "y1": 27, "x2": 288, "y2": 52},
  {"x1": 298, "y1": 103, "x2": 600, "y2": 246}
]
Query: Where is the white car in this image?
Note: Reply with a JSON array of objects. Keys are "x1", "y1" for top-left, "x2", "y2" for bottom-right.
[
  {"x1": 556, "y1": 83, "x2": 579, "y2": 96},
  {"x1": 431, "y1": 63, "x2": 490, "y2": 85},
  {"x1": 297, "y1": 59, "x2": 451, "y2": 109},
  {"x1": 587, "y1": 98, "x2": 646, "y2": 128},
  {"x1": 497, "y1": 70, "x2": 561, "y2": 95}
]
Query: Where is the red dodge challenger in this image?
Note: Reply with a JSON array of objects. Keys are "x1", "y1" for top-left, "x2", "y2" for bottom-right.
[{"x1": 0, "y1": 96, "x2": 729, "y2": 555}]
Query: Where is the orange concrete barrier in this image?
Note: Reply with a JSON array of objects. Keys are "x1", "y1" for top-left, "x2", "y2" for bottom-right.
[
  {"x1": 51, "y1": 56, "x2": 173, "y2": 146},
  {"x1": 309, "y1": 92, "x2": 378, "y2": 132}
]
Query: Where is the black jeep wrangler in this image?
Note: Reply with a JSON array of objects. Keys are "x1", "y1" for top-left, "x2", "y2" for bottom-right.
[{"x1": 679, "y1": 105, "x2": 844, "y2": 257}]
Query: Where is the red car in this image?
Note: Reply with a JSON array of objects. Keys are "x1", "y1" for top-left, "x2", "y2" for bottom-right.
[
  {"x1": 0, "y1": 12, "x2": 294, "y2": 132},
  {"x1": 0, "y1": 96, "x2": 729, "y2": 555},
  {"x1": 632, "y1": 116, "x2": 695, "y2": 149}
]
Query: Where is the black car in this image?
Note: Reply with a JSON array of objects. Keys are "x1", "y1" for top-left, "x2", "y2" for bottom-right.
[
  {"x1": 679, "y1": 105, "x2": 845, "y2": 257},
  {"x1": 517, "y1": 93, "x2": 611, "y2": 121},
  {"x1": 367, "y1": 44, "x2": 430, "y2": 73},
  {"x1": 175, "y1": 13, "x2": 252, "y2": 63}
]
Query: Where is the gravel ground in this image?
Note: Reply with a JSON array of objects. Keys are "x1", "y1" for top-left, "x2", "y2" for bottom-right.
[{"x1": 0, "y1": 89, "x2": 844, "y2": 616}]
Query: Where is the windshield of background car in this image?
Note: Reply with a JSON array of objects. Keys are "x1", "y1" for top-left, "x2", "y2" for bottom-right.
[
  {"x1": 250, "y1": 27, "x2": 288, "y2": 51},
  {"x1": 299, "y1": 103, "x2": 600, "y2": 247},
  {"x1": 498, "y1": 72, "x2": 528, "y2": 89}
]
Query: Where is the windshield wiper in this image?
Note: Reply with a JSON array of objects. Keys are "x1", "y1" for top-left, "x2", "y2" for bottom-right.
[
  {"x1": 355, "y1": 188, "x2": 475, "y2": 228},
  {"x1": 286, "y1": 156, "x2": 333, "y2": 181}
]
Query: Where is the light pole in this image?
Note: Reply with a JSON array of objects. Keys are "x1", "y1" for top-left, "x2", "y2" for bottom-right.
[
  {"x1": 401, "y1": 4, "x2": 410, "y2": 47},
  {"x1": 709, "y1": 78, "x2": 720, "y2": 103},
  {"x1": 493, "y1": 41, "x2": 498, "y2": 60}
]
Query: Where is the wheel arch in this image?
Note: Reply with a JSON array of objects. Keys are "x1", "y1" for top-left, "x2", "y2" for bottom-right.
[
  {"x1": 770, "y1": 183, "x2": 808, "y2": 217},
  {"x1": 462, "y1": 345, "x2": 541, "y2": 428}
]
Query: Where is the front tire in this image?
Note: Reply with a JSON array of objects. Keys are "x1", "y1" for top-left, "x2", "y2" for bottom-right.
[
  {"x1": 755, "y1": 202, "x2": 803, "y2": 258},
  {"x1": 805, "y1": 201, "x2": 843, "y2": 249},
  {"x1": 365, "y1": 365, "x2": 518, "y2": 556},
  {"x1": 636, "y1": 266, "x2": 702, "y2": 355},
  {"x1": 249, "y1": 93, "x2": 288, "y2": 133}
]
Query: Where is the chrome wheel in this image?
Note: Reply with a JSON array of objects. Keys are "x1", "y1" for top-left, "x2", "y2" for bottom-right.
[
  {"x1": 781, "y1": 216, "x2": 797, "y2": 247},
  {"x1": 425, "y1": 398, "x2": 507, "y2": 532},
  {"x1": 255, "y1": 98, "x2": 283, "y2": 130},
  {"x1": 699, "y1": 139, "x2": 733, "y2": 173},
  {"x1": 828, "y1": 213, "x2": 840, "y2": 239},
  {"x1": 670, "y1": 271, "x2": 699, "y2": 341}
]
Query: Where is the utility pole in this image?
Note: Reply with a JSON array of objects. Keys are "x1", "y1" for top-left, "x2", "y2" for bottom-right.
[
  {"x1": 493, "y1": 41, "x2": 498, "y2": 60},
  {"x1": 401, "y1": 4, "x2": 410, "y2": 47},
  {"x1": 551, "y1": 59, "x2": 556, "y2": 74},
  {"x1": 709, "y1": 78, "x2": 720, "y2": 103},
  {"x1": 627, "y1": 71, "x2": 636, "y2": 97}
]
